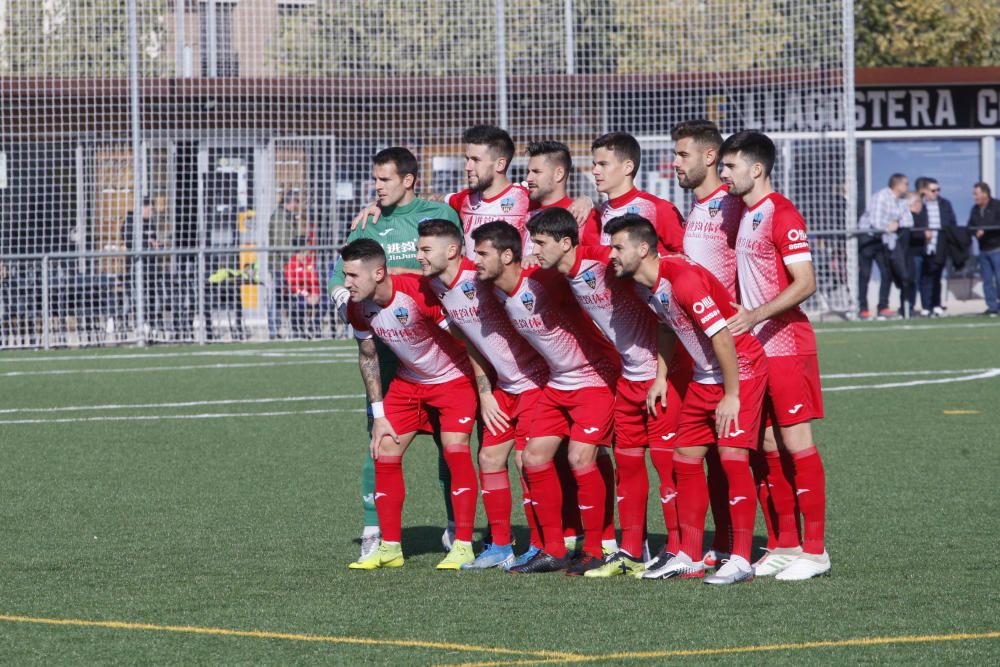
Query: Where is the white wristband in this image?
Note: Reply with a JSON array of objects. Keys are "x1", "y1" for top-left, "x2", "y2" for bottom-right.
[{"x1": 370, "y1": 401, "x2": 385, "y2": 419}]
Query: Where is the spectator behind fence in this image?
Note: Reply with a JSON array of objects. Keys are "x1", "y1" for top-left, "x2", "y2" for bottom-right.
[
  {"x1": 857, "y1": 173, "x2": 911, "y2": 320},
  {"x1": 911, "y1": 177, "x2": 957, "y2": 317},
  {"x1": 284, "y1": 236, "x2": 320, "y2": 338},
  {"x1": 268, "y1": 191, "x2": 305, "y2": 338},
  {"x1": 970, "y1": 182, "x2": 1000, "y2": 317}
]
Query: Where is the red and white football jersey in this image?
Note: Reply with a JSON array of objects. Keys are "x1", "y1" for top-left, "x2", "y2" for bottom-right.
[
  {"x1": 645, "y1": 255, "x2": 766, "y2": 384},
  {"x1": 583, "y1": 187, "x2": 685, "y2": 254},
  {"x1": 447, "y1": 184, "x2": 532, "y2": 260},
  {"x1": 566, "y1": 245, "x2": 658, "y2": 382},
  {"x1": 496, "y1": 266, "x2": 620, "y2": 391},
  {"x1": 429, "y1": 257, "x2": 548, "y2": 394},
  {"x1": 529, "y1": 195, "x2": 602, "y2": 236},
  {"x1": 347, "y1": 273, "x2": 471, "y2": 384},
  {"x1": 735, "y1": 192, "x2": 817, "y2": 357},
  {"x1": 682, "y1": 185, "x2": 743, "y2": 298}
]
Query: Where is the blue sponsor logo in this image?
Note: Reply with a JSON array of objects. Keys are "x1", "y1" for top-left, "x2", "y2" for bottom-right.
[
  {"x1": 393, "y1": 307, "x2": 409, "y2": 325},
  {"x1": 708, "y1": 199, "x2": 722, "y2": 217},
  {"x1": 582, "y1": 270, "x2": 597, "y2": 290},
  {"x1": 461, "y1": 281, "x2": 476, "y2": 301},
  {"x1": 752, "y1": 212, "x2": 764, "y2": 230},
  {"x1": 520, "y1": 291, "x2": 535, "y2": 312}
]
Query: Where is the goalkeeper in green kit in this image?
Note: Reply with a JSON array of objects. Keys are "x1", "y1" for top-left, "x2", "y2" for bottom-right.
[{"x1": 329, "y1": 147, "x2": 463, "y2": 568}]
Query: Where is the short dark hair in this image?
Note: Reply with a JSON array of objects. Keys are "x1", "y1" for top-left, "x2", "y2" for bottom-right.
[
  {"x1": 372, "y1": 146, "x2": 419, "y2": 180},
  {"x1": 417, "y1": 219, "x2": 463, "y2": 246},
  {"x1": 603, "y1": 214, "x2": 658, "y2": 250},
  {"x1": 913, "y1": 177, "x2": 929, "y2": 192},
  {"x1": 527, "y1": 207, "x2": 579, "y2": 246},
  {"x1": 463, "y1": 125, "x2": 515, "y2": 164},
  {"x1": 918, "y1": 177, "x2": 939, "y2": 191},
  {"x1": 888, "y1": 173, "x2": 908, "y2": 189},
  {"x1": 470, "y1": 220, "x2": 522, "y2": 262},
  {"x1": 720, "y1": 130, "x2": 776, "y2": 177},
  {"x1": 591, "y1": 131, "x2": 641, "y2": 172},
  {"x1": 526, "y1": 140, "x2": 572, "y2": 174},
  {"x1": 974, "y1": 181, "x2": 992, "y2": 197},
  {"x1": 340, "y1": 238, "x2": 386, "y2": 265},
  {"x1": 670, "y1": 119, "x2": 723, "y2": 150}
]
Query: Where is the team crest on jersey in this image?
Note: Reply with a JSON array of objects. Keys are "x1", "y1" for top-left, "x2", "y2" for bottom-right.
[
  {"x1": 708, "y1": 199, "x2": 722, "y2": 217},
  {"x1": 627, "y1": 205, "x2": 640, "y2": 215},
  {"x1": 393, "y1": 307, "x2": 409, "y2": 325},
  {"x1": 520, "y1": 291, "x2": 535, "y2": 312},
  {"x1": 657, "y1": 292, "x2": 670, "y2": 310},
  {"x1": 461, "y1": 281, "x2": 476, "y2": 301},
  {"x1": 752, "y1": 212, "x2": 764, "y2": 230},
  {"x1": 500, "y1": 197, "x2": 515, "y2": 213},
  {"x1": 582, "y1": 270, "x2": 597, "y2": 290}
]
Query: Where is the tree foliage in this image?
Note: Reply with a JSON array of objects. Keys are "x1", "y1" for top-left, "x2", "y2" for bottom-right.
[{"x1": 855, "y1": 0, "x2": 1000, "y2": 67}]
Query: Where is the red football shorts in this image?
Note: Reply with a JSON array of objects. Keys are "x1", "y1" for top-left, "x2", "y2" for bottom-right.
[
  {"x1": 615, "y1": 376, "x2": 685, "y2": 450},
  {"x1": 384, "y1": 375, "x2": 478, "y2": 435},
  {"x1": 674, "y1": 373, "x2": 767, "y2": 449},
  {"x1": 530, "y1": 385, "x2": 615, "y2": 445},
  {"x1": 481, "y1": 387, "x2": 542, "y2": 451},
  {"x1": 763, "y1": 354, "x2": 824, "y2": 427}
]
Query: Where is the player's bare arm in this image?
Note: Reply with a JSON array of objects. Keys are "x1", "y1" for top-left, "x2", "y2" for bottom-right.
[
  {"x1": 710, "y1": 327, "x2": 741, "y2": 438},
  {"x1": 357, "y1": 336, "x2": 397, "y2": 457},
  {"x1": 727, "y1": 261, "x2": 816, "y2": 336},
  {"x1": 647, "y1": 323, "x2": 677, "y2": 416},
  {"x1": 447, "y1": 323, "x2": 510, "y2": 436}
]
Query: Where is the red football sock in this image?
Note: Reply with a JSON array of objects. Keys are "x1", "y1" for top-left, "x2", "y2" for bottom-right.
[
  {"x1": 673, "y1": 453, "x2": 708, "y2": 560},
  {"x1": 555, "y1": 450, "x2": 582, "y2": 540},
  {"x1": 373, "y1": 455, "x2": 404, "y2": 543},
  {"x1": 766, "y1": 449, "x2": 802, "y2": 549},
  {"x1": 751, "y1": 450, "x2": 778, "y2": 550},
  {"x1": 518, "y1": 473, "x2": 542, "y2": 549},
  {"x1": 614, "y1": 447, "x2": 648, "y2": 557},
  {"x1": 719, "y1": 450, "x2": 756, "y2": 561},
  {"x1": 572, "y1": 462, "x2": 606, "y2": 558},
  {"x1": 706, "y1": 447, "x2": 732, "y2": 553},
  {"x1": 524, "y1": 461, "x2": 567, "y2": 557},
  {"x1": 791, "y1": 445, "x2": 826, "y2": 554},
  {"x1": 480, "y1": 470, "x2": 512, "y2": 546},
  {"x1": 443, "y1": 444, "x2": 477, "y2": 543},
  {"x1": 650, "y1": 447, "x2": 681, "y2": 554},
  {"x1": 597, "y1": 451, "x2": 617, "y2": 543}
]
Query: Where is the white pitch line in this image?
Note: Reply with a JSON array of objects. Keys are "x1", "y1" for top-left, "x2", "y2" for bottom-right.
[
  {"x1": 815, "y1": 321, "x2": 1000, "y2": 334},
  {"x1": 0, "y1": 345, "x2": 357, "y2": 364},
  {"x1": 825, "y1": 368, "x2": 1000, "y2": 392},
  {"x1": 0, "y1": 394, "x2": 365, "y2": 415},
  {"x1": 0, "y1": 408, "x2": 365, "y2": 426},
  {"x1": 823, "y1": 368, "x2": 995, "y2": 379},
  {"x1": 0, "y1": 359, "x2": 355, "y2": 378}
]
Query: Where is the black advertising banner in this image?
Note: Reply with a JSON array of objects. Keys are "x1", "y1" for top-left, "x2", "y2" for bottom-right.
[{"x1": 855, "y1": 85, "x2": 1000, "y2": 131}]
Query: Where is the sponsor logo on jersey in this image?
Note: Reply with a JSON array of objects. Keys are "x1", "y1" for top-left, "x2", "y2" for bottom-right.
[
  {"x1": 376, "y1": 227, "x2": 395, "y2": 237},
  {"x1": 500, "y1": 196, "x2": 515, "y2": 213},
  {"x1": 787, "y1": 228, "x2": 807, "y2": 241},
  {"x1": 788, "y1": 403, "x2": 804, "y2": 414},
  {"x1": 752, "y1": 211, "x2": 764, "y2": 230},
  {"x1": 520, "y1": 291, "x2": 535, "y2": 312},
  {"x1": 708, "y1": 199, "x2": 722, "y2": 217},
  {"x1": 658, "y1": 291, "x2": 671, "y2": 310},
  {"x1": 364, "y1": 309, "x2": 379, "y2": 319},
  {"x1": 627, "y1": 204, "x2": 641, "y2": 215},
  {"x1": 393, "y1": 306, "x2": 409, "y2": 325},
  {"x1": 582, "y1": 270, "x2": 597, "y2": 290},
  {"x1": 461, "y1": 281, "x2": 476, "y2": 301}
]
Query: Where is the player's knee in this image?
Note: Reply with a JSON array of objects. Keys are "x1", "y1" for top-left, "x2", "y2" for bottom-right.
[
  {"x1": 567, "y1": 445, "x2": 598, "y2": 469},
  {"x1": 478, "y1": 446, "x2": 509, "y2": 472}
]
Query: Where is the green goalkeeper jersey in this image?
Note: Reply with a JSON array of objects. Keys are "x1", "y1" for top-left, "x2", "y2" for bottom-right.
[{"x1": 329, "y1": 197, "x2": 461, "y2": 289}]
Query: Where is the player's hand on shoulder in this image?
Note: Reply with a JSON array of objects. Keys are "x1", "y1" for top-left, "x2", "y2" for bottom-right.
[
  {"x1": 521, "y1": 254, "x2": 540, "y2": 269},
  {"x1": 351, "y1": 200, "x2": 381, "y2": 231},
  {"x1": 568, "y1": 196, "x2": 595, "y2": 226}
]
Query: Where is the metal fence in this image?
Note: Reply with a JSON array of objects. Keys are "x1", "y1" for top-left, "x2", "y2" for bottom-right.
[{"x1": 1, "y1": 0, "x2": 856, "y2": 348}]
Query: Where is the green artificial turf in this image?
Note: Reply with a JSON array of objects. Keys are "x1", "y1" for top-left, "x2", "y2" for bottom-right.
[{"x1": 0, "y1": 317, "x2": 998, "y2": 664}]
